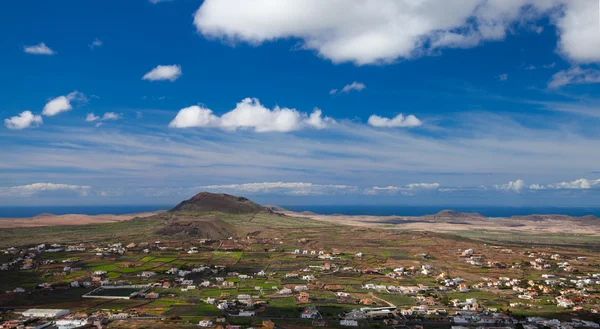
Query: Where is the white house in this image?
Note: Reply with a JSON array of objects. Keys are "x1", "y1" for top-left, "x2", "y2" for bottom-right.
[{"x1": 199, "y1": 320, "x2": 213, "y2": 327}]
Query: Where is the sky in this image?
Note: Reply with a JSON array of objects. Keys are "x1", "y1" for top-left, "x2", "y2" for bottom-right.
[{"x1": 1, "y1": 0, "x2": 600, "y2": 207}]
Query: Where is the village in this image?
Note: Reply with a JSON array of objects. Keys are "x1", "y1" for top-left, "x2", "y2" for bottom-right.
[{"x1": 0, "y1": 231, "x2": 599, "y2": 329}]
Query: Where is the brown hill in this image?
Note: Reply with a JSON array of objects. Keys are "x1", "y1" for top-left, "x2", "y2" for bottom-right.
[
  {"x1": 428, "y1": 210, "x2": 485, "y2": 220},
  {"x1": 156, "y1": 215, "x2": 237, "y2": 239},
  {"x1": 170, "y1": 192, "x2": 270, "y2": 214}
]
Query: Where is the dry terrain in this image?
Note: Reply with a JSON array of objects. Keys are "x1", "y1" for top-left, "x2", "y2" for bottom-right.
[
  {"x1": 283, "y1": 209, "x2": 600, "y2": 236},
  {"x1": 0, "y1": 211, "x2": 161, "y2": 228}
]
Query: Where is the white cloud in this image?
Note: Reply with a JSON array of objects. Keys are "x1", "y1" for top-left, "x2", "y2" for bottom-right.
[
  {"x1": 42, "y1": 91, "x2": 87, "y2": 116},
  {"x1": 525, "y1": 64, "x2": 536, "y2": 70},
  {"x1": 142, "y1": 65, "x2": 182, "y2": 82},
  {"x1": 169, "y1": 98, "x2": 334, "y2": 132},
  {"x1": 548, "y1": 67, "x2": 600, "y2": 89},
  {"x1": 0, "y1": 183, "x2": 92, "y2": 197},
  {"x1": 330, "y1": 81, "x2": 366, "y2": 94},
  {"x1": 305, "y1": 109, "x2": 334, "y2": 129},
  {"x1": 494, "y1": 179, "x2": 526, "y2": 193},
  {"x1": 365, "y1": 183, "x2": 440, "y2": 195},
  {"x1": 168, "y1": 105, "x2": 219, "y2": 129},
  {"x1": 89, "y1": 38, "x2": 103, "y2": 49},
  {"x1": 86, "y1": 112, "x2": 120, "y2": 122},
  {"x1": 193, "y1": 0, "x2": 597, "y2": 65},
  {"x1": 4, "y1": 111, "x2": 43, "y2": 130},
  {"x1": 556, "y1": 0, "x2": 600, "y2": 63},
  {"x1": 368, "y1": 113, "x2": 422, "y2": 128},
  {"x1": 198, "y1": 182, "x2": 358, "y2": 196},
  {"x1": 101, "y1": 112, "x2": 120, "y2": 120},
  {"x1": 23, "y1": 42, "x2": 55, "y2": 55},
  {"x1": 530, "y1": 178, "x2": 600, "y2": 190},
  {"x1": 543, "y1": 62, "x2": 556, "y2": 69},
  {"x1": 498, "y1": 73, "x2": 509, "y2": 81},
  {"x1": 85, "y1": 113, "x2": 100, "y2": 122}
]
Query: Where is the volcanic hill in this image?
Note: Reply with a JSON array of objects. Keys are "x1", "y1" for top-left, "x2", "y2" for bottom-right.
[{"x1": 170, "y1": 192, "x2": 271, "y2": 214}]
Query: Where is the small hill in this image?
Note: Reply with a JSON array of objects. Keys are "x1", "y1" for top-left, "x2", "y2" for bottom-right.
[
  {"x1": 170, "y1": 192, "x2": 270, "y2": 214},
  {"x1": 429, "y1": 210, "x2": 484, "y2": 220}
]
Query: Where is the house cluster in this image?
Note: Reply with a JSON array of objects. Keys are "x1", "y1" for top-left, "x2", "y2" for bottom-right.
[
  {"x1": 205, "y1": 294, "x2": 263, "y2": 317},
  {"x1": 0, "y1": 309, "x2": 111, "y2": 329},
  {"x1": 473, "y1": 272, "x2": 600, "y2": 309}
]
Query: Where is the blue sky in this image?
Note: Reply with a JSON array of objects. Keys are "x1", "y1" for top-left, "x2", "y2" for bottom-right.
[{"x1": 1, "y1": 0, "x2": 600, "y2": 206}]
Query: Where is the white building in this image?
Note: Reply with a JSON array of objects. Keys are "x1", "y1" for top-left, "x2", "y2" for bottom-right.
[
  {"x1": 341, "y1": 319, "x2": 359, "y2": 326},
  {"x1": 55, "y1": 319, "x2": 88, "y2": 329},
  {"x1": 199, "y1": 320, "x2": 213, "y2": 327},
  {"x1": 22, "y1": 309, "x2": 70, "y2": 318}
]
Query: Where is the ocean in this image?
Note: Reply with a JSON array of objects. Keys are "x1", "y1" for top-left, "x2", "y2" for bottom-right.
[
  {"x1": 0, "y1": 204, "x2": 599, "y2": 218},
  {"x1": 281, "y1": 205, "x2": 600, "y2": 218},
  {"x1": 0, "y1": 205, "x2": 173, "y2": 218}
]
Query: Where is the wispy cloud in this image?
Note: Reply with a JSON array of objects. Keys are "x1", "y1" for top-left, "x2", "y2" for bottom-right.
[
  {"x1": 198, "y1": 182, "x2": 358, "y2": 196},
  {"x1": 530, "y1": 178, "x2": 600, "y2": 190},
  {"x1": 89, "y1": 38, "x2": 103, "y2": 50},
  {"x1": 0, "y1": 183, "x2": 92, "y2": 197},
  {"x1": 86, "y1": 112, "x2": 121, "y2": 123},
  {"x1": 497, "y1": 73, "x2": 509, "y2": 81},
  {"x1": 548, "y1": 67, "x2": 600, "y2": 89},
  {"x1": 330, "y1": 81, "x2": 366, "y2": 95},
  {"x1": 365, "y1": 183, "x2": 440, "y2": 196}
]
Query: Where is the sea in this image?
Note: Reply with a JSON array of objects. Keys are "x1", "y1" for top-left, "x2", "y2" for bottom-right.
[
  {"x1": 0, "y1": 204, "x2": 599, "y2": 218},
  {"x1": 281, "y1": 205, "x2": 600, "y2": 218},
  {"x1": 0, "y1": 205, "x2": 173, "y2": 218}
]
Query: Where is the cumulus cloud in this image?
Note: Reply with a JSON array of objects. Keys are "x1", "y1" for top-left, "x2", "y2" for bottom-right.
[
  {"x1": 169, "y1": 98, "x2": 334, "y2": 132},
  {"x1": 368, "y1": 113, "x2": 422, "y2": 128},
  {"x1": 494, "y1": 179, "x2": 526, "y2": 193},
  {"x1": 548, "y1": 67, "x2": 600, "y2": 89},
  {"x1": 89, "y1": 38, "x2": 103, "y2": 49},
  {"x1": 142, "y1": 64, "x2": 182, "y2": 82},
  {"x1": 555, "y1": 0, "x2": 600, "y2": 63},
  {"x1": 365, "y1": 183, "x2": 440, "y2": 195},
  {"x1": 198, "y1": 182, "x2": 358, "y2": 196},
  {"x1": 4, "y1": 111, "x2": 43, "y2": 130},
  {"x1": 0, "y1": 183, "x2": 92, "y2": 197},
  {"x1": 23, "y1": 42, "x2": 55, "y2": 55},
  {"x1": 86, "y1": 112, "x2": 121, "y2": 123},
  {"x1": 497, "y1": 73, "x2": 509, "y2": 81},
  {"x1": 42, "y1": 91, "x2": 87, "y2": 116},
  {"x1": 529, "y1": 178, "x2": 600, "y2": 190},
  {"x1": 330, "y1": 81, "x2": 366, "y2": 95},
  {"x1": 193, "y1": 0, "x2": 599, "y2": 65}
]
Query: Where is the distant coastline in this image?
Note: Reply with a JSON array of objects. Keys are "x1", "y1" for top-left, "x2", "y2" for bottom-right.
[
  {"x1": 1, "y1": 204, "x2": 600, "y2": 218},
  {"x1": 281, "y1": 205, "x2": 600, "y2": 218},
  {"x1": 0, "y1": 205, "x2": 173, "y2": 218}
]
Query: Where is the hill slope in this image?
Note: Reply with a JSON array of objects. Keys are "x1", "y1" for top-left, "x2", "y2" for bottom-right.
[{"x1": 170, "y1": 192, "x2": 270, "y2": 214}]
